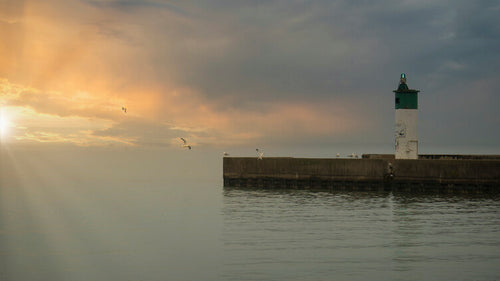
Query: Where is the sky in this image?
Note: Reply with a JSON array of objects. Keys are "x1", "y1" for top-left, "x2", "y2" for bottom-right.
[
  {"x1": 1, "y1": 0, "x2": 499, "y2": 154},
  {"x1": 1, "y1": 3, "x2": 499, "y2": 279}
]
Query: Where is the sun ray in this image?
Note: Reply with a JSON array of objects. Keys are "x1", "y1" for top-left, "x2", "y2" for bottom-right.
[{"x1": 0, "y1": 109, "x2": 11, "y2": 138}]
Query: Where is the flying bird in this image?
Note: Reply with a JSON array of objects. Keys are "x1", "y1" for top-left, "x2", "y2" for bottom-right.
[
  {"x1": 122, "y1": 107, "x2": 127, "y2": 113},
  {"x1": 180, "y1": 137, "x2": 192, "y2": 150},
  {"x1": 256, "y1": 148, "x2": 263, "y2": 160}
]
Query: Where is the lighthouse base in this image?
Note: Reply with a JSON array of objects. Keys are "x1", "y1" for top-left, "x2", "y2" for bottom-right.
[{"x1": 395, "y1": 109, "x2": 418, "y2": 159}]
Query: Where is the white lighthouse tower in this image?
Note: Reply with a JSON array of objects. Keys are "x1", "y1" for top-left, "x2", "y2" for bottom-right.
[{"x1": 394, "y1": 73, "x2": 420, "y2": 159}]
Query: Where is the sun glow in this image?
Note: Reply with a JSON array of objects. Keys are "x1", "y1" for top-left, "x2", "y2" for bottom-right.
[{"x1": 0, "y1": 110, "x2": 11, "y2": 137}]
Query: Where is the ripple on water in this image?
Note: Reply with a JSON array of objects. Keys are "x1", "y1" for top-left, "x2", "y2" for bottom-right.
[{"x1": 222, "y1": 188, "x2": 500, "y2": 281}]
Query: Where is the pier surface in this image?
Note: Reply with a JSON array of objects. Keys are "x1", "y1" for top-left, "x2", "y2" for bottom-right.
[{"x1": 223, "y1": 155, "x2": 500, "y2": 192}]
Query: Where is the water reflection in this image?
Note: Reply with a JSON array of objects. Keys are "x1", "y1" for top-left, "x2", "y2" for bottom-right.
[
  {"x1": 224, "y1": 186, "x2": 500, "y2": 200},
  {"x1": 222, "y1": 187, "x2": 500, "y2": 281}
]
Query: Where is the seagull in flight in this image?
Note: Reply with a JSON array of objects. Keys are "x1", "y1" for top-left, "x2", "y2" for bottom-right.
[
  {"x1": 122, "y1": 107, "x2": 127, "y2": 113},
  {"x1": 256, "y1": 148, "x2": 263, "y2": 160},
  {"x1": 180, "y1": 137, "x2": 192, "y2": 150}
]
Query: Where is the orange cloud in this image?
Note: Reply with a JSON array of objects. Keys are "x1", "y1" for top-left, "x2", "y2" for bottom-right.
[
  {"x1": 131, "y1": 85, "x2": 366, "y2": 146},
  {"x1": 0, "y1": 79, "x2": 121, "y2": 145},
  {"x1": 0, "y1": 1, "x2": 374, "y2": 148},
  {"x1": 1, "y1": 77, "x2": 368, "y2": 147}
]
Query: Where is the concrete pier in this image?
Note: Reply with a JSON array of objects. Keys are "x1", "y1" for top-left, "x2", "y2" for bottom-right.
[{"x1": 223, "y1": 156, "x2": 500, "y2": 192}]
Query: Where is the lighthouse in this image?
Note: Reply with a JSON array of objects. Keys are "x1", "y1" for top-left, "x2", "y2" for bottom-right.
[{"x1": 394, "y1": 73, "x2": 420, "y2": 159}]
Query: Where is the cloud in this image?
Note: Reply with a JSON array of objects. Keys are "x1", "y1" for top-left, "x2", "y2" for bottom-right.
[
  {"x1": 1, "y1": 0, "x2": 499, "y2": 149},
  {"x1": 0, "y1": 79, "x2": 121, "y2": 145},
  {"x1": 1, "y1": 76, "x2": 365, "y2": 147},
  {"x1": 1, "y1": 79, "x2": 123, "y2": 119}
]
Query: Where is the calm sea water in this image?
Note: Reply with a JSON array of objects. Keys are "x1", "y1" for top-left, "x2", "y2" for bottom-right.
[
  {"x1": 1, "y1": 149, "x2": 499, "y2": 280},
  {"x1": 2, "y1": 178, "x2": 499, "y2": 281},
  {"x1": 222, "y1": 189, "x2": 500, "y2": 281}
]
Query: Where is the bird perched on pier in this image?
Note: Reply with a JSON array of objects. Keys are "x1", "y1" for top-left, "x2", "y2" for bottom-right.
[
  {"x1": 122, "y1": 107, "x2": 127, "y2": 113},
  {"x1": 223, "y1": 152, "x2": 230, "y2": 157},
  {"x1": 256, "y1": 148, "x2": 263, "y2": 160},
  {"x1": 180, "y1": 137, "x2": 192, "y2": 150},
  {"x1": 347, "y1": 153, "x2": 358, "y2": 158}
]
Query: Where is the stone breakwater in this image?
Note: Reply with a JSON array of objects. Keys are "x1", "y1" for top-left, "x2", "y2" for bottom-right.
[{"x1": 223, "y1": 155, "x2": 500, "y2": 192}]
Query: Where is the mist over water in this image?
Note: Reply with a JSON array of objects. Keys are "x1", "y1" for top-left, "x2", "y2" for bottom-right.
[{"x1": 1, "y1": 147, "x2": 500, "y2": 280}]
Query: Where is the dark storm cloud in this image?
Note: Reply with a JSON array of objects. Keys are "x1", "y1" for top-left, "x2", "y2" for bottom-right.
[
  {"x1": 85, "y1": 0, "x2": 190, "y2": 16},
  {"x1": 80, "y1": 0, "x2": 499, "y2": 146},
  {"x1": 90, "y1": 1, "x2": 496, "y2": 97}
]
